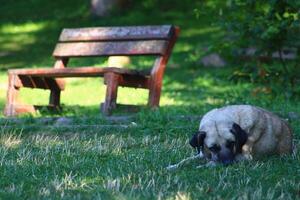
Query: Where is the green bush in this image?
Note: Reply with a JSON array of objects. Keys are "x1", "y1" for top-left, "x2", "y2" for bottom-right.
[
  {"x1": 218, "y1": 0, "x2": 300, "y2": 96},
  {"x1": 224, "y1": 0, "x2": 299, "y2": 52}
]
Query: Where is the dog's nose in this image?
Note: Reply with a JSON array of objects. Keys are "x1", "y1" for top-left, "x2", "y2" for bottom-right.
[
  {"x1": 222, "y1": 159, "x2": 234, "y2": 165},
  {"x1": 218, "y1": 148, "x2": 235, "y2": 165}
]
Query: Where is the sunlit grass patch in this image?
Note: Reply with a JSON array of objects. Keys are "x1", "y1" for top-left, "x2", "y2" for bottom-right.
[
  {"x1": 0, "y1": 22, "x2": 47, "y2": 34},
  {"x1": 0, "y1": 134, "x2": 22, "y2": 149},
  {"x1": 17, "y1": 77, "x2": 150, "y2": 114},
  {"x1": 0, "y1": 22, "x2": 48, "y2": 52}
]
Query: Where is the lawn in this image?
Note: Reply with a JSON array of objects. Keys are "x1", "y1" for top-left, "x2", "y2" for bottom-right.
[{"x1": 0, "y1": 1, "x2": 299, "y2": 199}]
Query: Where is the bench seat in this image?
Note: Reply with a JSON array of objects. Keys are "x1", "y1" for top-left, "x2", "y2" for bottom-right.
[
  {"x1": 8, "y1": 67, "x2": 149, "y2": 77},
  {"x1": 8, "y1": 67, "x2": 151, "y2": 90}
]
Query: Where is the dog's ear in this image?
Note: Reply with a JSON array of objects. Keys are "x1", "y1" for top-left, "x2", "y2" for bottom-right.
[
  {"x1": 189, "y1": 131, "x2": 206, "y2": 153},
  {"x1": 230, "y1": 123, "x2": 248, "y2": 154}
]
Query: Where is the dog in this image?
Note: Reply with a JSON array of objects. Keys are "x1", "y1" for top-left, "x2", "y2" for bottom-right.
[{"x1": 189, "y1": 105, "x2": 293, "y2": 165}]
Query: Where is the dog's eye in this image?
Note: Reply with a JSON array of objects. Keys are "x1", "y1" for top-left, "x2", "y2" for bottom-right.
[
  {"x1": 226, "y1": 141, "x2": 235, "y2": 149},
  {"x1": 209, "y1": 144, "x2": 221, "y2": 152}
]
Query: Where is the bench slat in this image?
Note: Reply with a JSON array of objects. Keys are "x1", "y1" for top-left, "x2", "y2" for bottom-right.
[
  {"x1": 59, "y1": 25, "x2": 174, "y2": 42},
  {"x1": 9, "y1": 67, "x2": 149, "y2": 78},
  {"x1": 17, "y1": 76, "x2": 64, "y2": 90},
  {"x1": 52, "y1": 40, "x2": 168, "y2": 57},
  {"x1": 10, "y1": 67, "x2": 150, "y2": 89}
]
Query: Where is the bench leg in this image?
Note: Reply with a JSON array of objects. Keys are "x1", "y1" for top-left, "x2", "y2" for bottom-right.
[
  {"x1": 148, "y1": 56, "x2": 166, "y2": 108},
  {"x1": 4, "y1": 74, "x2": 20, "y2": 116},
  {"x1": 148, "y1": 78, "x2": 162, "y2": 108},
  {"x1": 4, "y1": 74, "x2": 35, "y2": 116},
  {"x1": 101, "y1": 72, "x2": 119, "y2": 115},
  {"x1": 49, "y1": 89, "x2": 61, "y2": 107}
]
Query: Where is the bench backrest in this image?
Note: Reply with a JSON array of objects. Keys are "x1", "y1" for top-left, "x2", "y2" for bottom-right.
[{"x1": 52, "y1": 25, "x2": 177, "y2": 58}]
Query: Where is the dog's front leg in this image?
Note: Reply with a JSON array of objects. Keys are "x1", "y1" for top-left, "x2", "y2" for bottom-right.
[{"x1": 242, "y1": 123, "x2": 264, "y2": 158}]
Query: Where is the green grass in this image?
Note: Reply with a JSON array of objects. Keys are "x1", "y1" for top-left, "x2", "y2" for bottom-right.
[{"x1": 0, "y1": 0, "x2": 300, "y2": 199}]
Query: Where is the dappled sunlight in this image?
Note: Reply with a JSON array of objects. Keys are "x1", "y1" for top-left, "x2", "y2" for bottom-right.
[
  {"x1": 203, "y1": 96, "x2": 224, "y2": 105},
  {"x1": 68, "y1": 57, "x2": 108, "y2": 68},
  {"x1": 30, "y1": 135, "x2": 62, "y2": 147},
  {"x1": 193, "y1": 76, "x2": 215, "y2": 87},
  {"x1": 61, "y1": 78, "x2": 149, "y2": 107},
  {"x1": 174, "y1": 43, "x2": 194, "y2": 52},
  {"x1": 19, "y1": 88, "x2": 50, "y2": 105},
  {"x1": 0, "y1": 76, "x2": 6, "y2": 111},
  {"x1": 29, "y1": 133, "x2": 143, "y2": 157},
  {"x1": 0, "y1": 22, "x2": 47, "y2": 34},
  {"x1": 0, "y1": 134, "x2": 22, "y2": 149},
  {"x1": 162, "y1": 67, "x2": 254, "y2": 108},
  {"x1": 15, "y1": 78, "x2": 103, "y2": 107},
  {"x1": 117, "y1": 87, "x2": 148, "y2": 105},
  {"x1": 173, "y1": 192, "x2": 191, "y2": 200},
  {"x1": 15, "y1": 77, "x2": 150, "y2": 110},
  {"x1": 126, "y1": 56, "x2": 155, "y2": 70},
  {"x1": 0, "y1": 121, "x2": 299, "y2": 199},
  {"x1": 0, "y1": 22, "x2": 48, "y2": 52},
  {"x1": 180, "y1": 27, "x2": 220, "y2": 38},
  {"x1": 50, "y1": 172, "x2": 88, "y2": 192},
  {"x1": 0, "y1": 20, "x2": 59, "y2": 70},
  {"x1": 61, "y1": 78, "x2": 105, "y2": 106},
  {"x1": 160, "y1": 96, "x2": 178, "y2": 106},
  {"x1": 1, "y1": 39, "x2": 36, "y2": 52}
]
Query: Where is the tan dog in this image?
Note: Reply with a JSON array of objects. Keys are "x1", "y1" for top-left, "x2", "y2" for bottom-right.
[{"x1": 189, "y1": 105, "x2": 293, "y2": 165}]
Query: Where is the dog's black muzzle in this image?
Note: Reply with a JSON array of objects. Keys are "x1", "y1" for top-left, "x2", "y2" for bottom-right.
[{"x1": 216, "y1": 148, "x2": 235, "y2": 165}]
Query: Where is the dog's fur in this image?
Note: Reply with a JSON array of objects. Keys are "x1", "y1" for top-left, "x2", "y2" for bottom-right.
[{"x1": 190, "y1": 105, "x2": 293, "y2": 165}]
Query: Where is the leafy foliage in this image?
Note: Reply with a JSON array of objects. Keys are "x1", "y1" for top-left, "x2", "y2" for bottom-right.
[
  {"x1": 218, "y1": 0, "x2": 300, "y2": 96},
  {"x1": 224, "y1": 0, "x2": 300, "y2": 51}
]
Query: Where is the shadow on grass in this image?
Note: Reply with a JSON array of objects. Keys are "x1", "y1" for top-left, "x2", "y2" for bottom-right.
[{"x1": 0, "y1": 0, "x2": 221, "y2": 70}]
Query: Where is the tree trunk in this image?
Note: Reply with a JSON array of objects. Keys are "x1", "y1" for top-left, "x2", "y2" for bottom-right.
[{"x1": 91, "y1": 0, "x2": 129, "y2": 17}]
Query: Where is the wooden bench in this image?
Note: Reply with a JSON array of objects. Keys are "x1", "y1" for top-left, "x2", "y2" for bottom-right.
[{"x1": 4, "y1": 25, "x2": 179, "y2": 116}]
